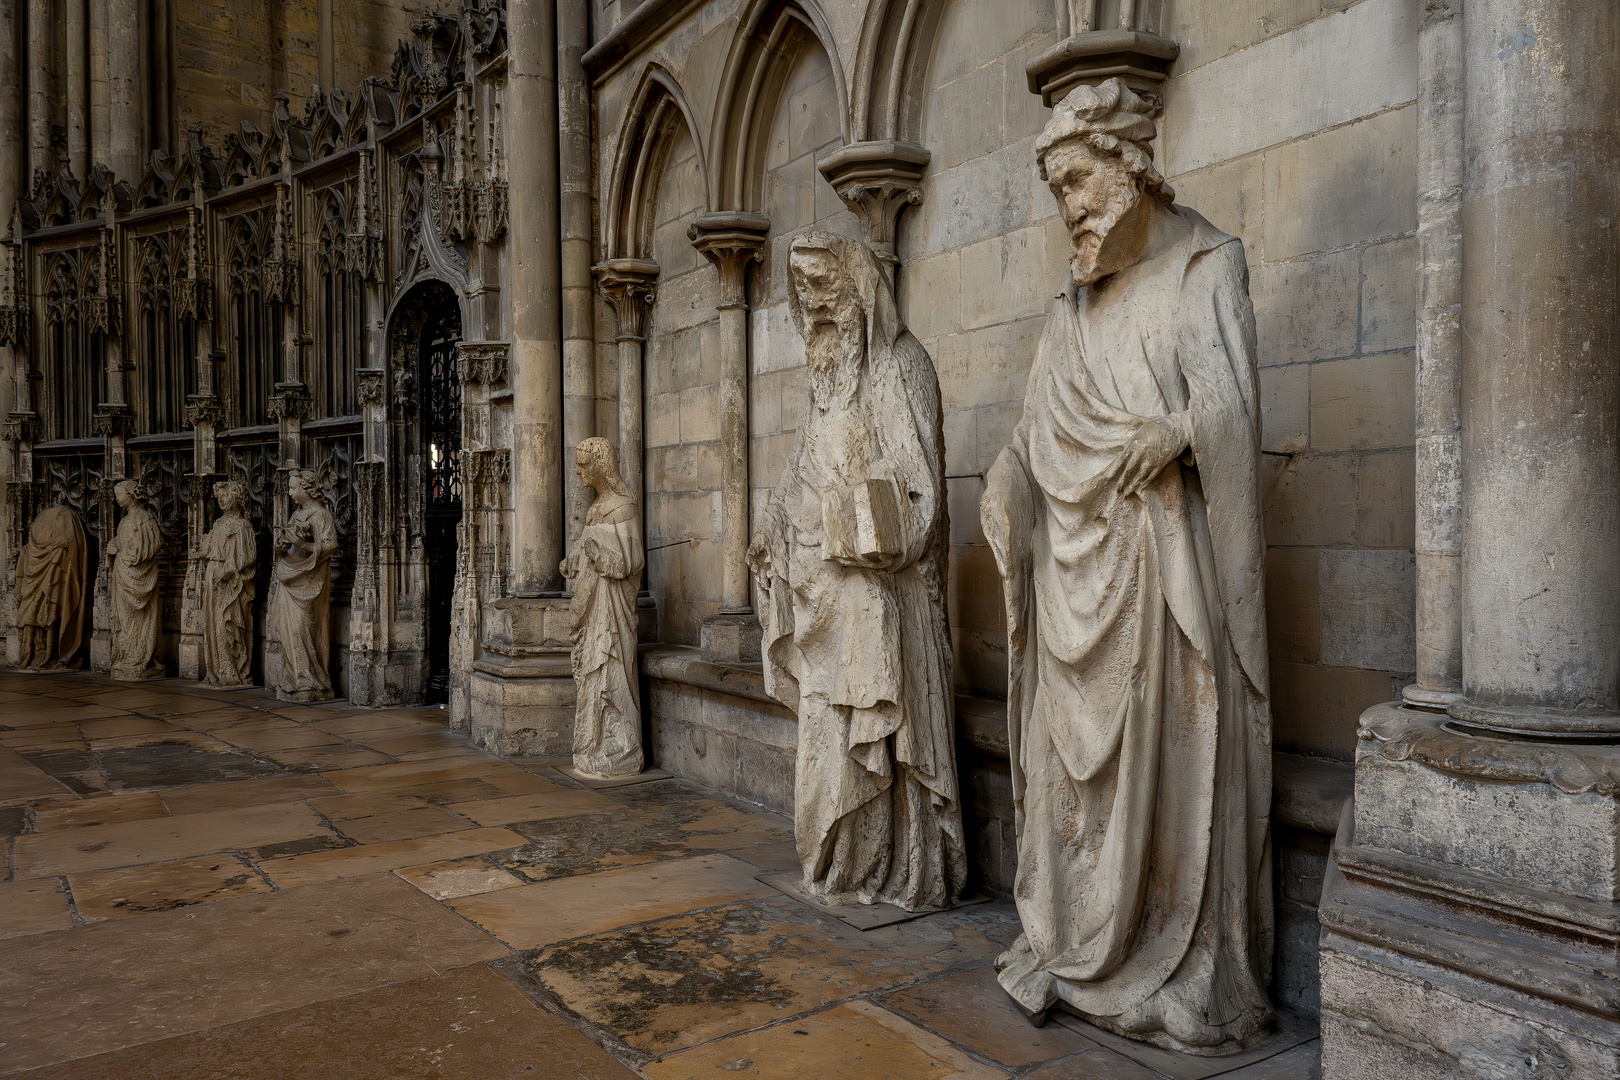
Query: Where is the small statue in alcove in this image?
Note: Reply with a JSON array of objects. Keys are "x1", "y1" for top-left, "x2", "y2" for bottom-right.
[
  {"x1": 561, "y1": 437, "x2": 645, "y2": 778},
  {"x1": 270, "y1": 469, "x2": 337, "y2": 702},
  {"x1": 107, "y1": 480, "x2": 165, "y2": 681},
  {"x1": 202, "y1": 480, "x2": 257, "y2": 687}
]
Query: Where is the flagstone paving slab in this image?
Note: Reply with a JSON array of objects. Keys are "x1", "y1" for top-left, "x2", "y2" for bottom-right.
[
  {"x1": 642, "y1": 1000, "x2": 1011, "y2": 1080},
  {"x1": 527, "y1": 895, "x2": 1021, "y2": 1055},
  {"x1": 882, "y1": 964, "x2": 1100, "y2": 1068},
  {"x1": 453, "y1": 852, "x2": 776, "y2": 950},
  {"x1": 159, "y1": 774, "x2": 341, "y2": 815},
  {"x1": 395, "y1": 856, "x2": 527, "y2": 900},
  {"x1": 0, "y1": 873, "x2": 507, "y2": 1073},
  {"x1": 0, "y1": 877, "x2": 74, "y2": 938},
  {"x1": 494, "y1": 789, "x2": 795, "y2": 882},
  {"x1": 334, "y1": 805, "x2": 469, "y2": 844},
  {"x1": 320, "y1": 758, "x2": 545, "y2": 793},
  {"x1": 259, "y1": 826, "x2": 527, "y2": 888},
  {"x1": 265, "y1": 745, "x2": 394, "y2": 770},
  {"x1": 68, "y1": 854, "x2": 272, "y2": 920},
  {"x1": 9, "y1": 964, "x2": 640, "y2": 1080},
  {"x1": 0, "y1": 745, "x2": 70, "y2": 802},
  {"x1": 32, "y1": 790, "x2": 170, "y2": 831},
  {"x1": 14, "y1": 802, "x2": 330, "y2": 877},
  {"x1": 307, "y1": 777, "x2": 513, "y2": 819},
  {"x1": 447, "y1": 788, "x2": 619, "y2": 826}
]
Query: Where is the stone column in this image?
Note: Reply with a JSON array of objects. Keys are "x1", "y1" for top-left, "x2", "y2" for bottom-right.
[
  {"x1": 65, "y1": 0, "x2": 87, "y2": 176},
  {"x1": 1451, "y1": 0, "x2": 1620, "y2": 738},
  {"x1": 469, "y1": 0, "x2": 576, "y2": 760},
  {"x1": 0, "y1": 0, "x2": 20, "y2": 595},
  {"x1": 1404, "y1": 0, "x2": 1465, "y2": 711},
  {"x1": 592, "y1": 259, "x2": 658, "y2": 500},
  {"x1": 1320, "y1": 6, "x2": 1620, "y2": 1077},
  {"x1": 689, "y1": 212, "x2": 767, "y2": 663},
  {"x1": 105, "y1": 0, "x2": 138, "y2": 180},
  {"x1": 557, "y1": 0, "x2": 594, "y2": 546},
  {"x1": 317, "y1": 0, "x2": 334, "y2": 92},
  {"x1": 28, "y1": 0, "x2": 51, "y2": 179},
  {"x1": 505, "y1": 0, "x2": 563, "y2": 597}
]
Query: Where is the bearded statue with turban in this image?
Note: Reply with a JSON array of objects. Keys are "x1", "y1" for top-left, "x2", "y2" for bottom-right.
[
  {"x1": 981, "y1": 79, "x2": 1275, "y2": 1053},
  {"x1": 748, "y1": 232, "x2": 965, "y2": 913}
]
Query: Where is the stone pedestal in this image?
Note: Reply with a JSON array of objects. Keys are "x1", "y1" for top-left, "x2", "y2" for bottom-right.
[
  {"x1": 1319, "y1": 703, "x2": 1619, "y2": 1078},
  {"x1": 468, "y1": 596, "x2": 576, "y2": 757},
  {"x1": 700, "y1": 611, "x2": 761, "y2": 665}
]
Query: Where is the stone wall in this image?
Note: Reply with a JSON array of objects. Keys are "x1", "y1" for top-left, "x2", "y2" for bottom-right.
[{"x1": 593, "y1": 0, "x2": 1419, "y2": 760}]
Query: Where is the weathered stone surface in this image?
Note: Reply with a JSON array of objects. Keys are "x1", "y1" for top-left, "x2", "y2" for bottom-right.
[
  {"x1": 749, "y1": 232, "x2": 965, "y2": 914},
  {"x1": 201, "y1": 481, "x2": 256, "y2": 688},
  {"x1": 15, "y1": 507, "x2": 89, "y2": 671},
  {"x1": 269, "y1": 470, "x2": 337, "y2": 704},
  {"x1": 107, "y1": 481, "x2": 164, "y2": 682},
  {"x1": 982, "y1": 80, "x2": 1273, "y2": 1054}
]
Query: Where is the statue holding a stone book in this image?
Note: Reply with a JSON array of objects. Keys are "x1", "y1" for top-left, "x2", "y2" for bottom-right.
[{"x1": 748, "y1": 231, "x2": 965, "y2": 914}]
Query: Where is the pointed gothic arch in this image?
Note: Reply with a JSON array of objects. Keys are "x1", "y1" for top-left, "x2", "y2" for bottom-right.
[
  {"x1": 850, "y1": 0, "x2": 951, "y2": 145},
  {"x1": 602, "y1": 64, "x2": 710, "y2": 262},
  {"x1": 708, "y1": 0, "x2": 850, "y2": 213}
]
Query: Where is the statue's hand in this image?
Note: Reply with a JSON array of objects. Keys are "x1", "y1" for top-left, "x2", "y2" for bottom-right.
[
  {"x1": 746, "y1": 529, "x2": 771, "y2": 573},
  {"x1": 1111, "y1": 413, "x2": 1191, "y2": 498}
]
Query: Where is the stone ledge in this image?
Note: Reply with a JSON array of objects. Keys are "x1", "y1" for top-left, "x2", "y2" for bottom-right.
[
  {"x1": 641, "y1": 644, "x2": 1352, "y2": 836},
  {"x1": 581, "y1": 0, "x2": 706, "y2": 81}
]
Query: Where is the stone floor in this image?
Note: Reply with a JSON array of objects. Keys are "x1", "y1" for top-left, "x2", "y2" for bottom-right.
[{"x1": 0, "y1": 671, "x2": 1321, "y2": 1079}]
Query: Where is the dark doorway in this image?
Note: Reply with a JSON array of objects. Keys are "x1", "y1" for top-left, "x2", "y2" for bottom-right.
[{"x1": 419, "y1": 298, "x2": 462, "y2": 703}]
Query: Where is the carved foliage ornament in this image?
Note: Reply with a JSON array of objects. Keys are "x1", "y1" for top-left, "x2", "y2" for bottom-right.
[{"x1": 456, "y1": 341, "x2": 508, "y2": 385}]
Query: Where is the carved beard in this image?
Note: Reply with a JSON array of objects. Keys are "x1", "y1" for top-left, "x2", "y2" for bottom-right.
[
  {"x1": 804, "y1": 304, "x2": 866, "y2": 412},
  {"x1": 1070, "y1": 171, "x2": 1144, "y2": 286}
]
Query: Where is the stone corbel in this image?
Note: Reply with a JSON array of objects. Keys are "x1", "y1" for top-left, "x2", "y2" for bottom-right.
[
  {"x1": 91, "y1": 403, "x2": 132, "y2": 439},
  {"x1": 1025, "y1": 29, "x2": 1180, "y2": 106},
  {"x1": 817, "y1": 141, "x2": 930, "y2": 268},
  {"x1": 472, "y1": 179, "x2": 508, "y2": 243},
  {"x1": 356, "y1": 368, "x2": 386, "y2": 408},
  {"x1": 593, "y1": 260, "x2": 659, "y2": 340},
  {"x1": 184, "y1": 395, "x2": 224, "y2": 429},
  {"x1": 457, "y1": 341, "x2": 510, "y2": 386},
  {"x1": 4, "y1": 412, "x2": 41, "y2": 444},
  {"x1": 688, "y1": 213, "x2": 770, "y2": 307},
  {"x1": 266, "y1": 384, "x2": 312, "y2": 422}
]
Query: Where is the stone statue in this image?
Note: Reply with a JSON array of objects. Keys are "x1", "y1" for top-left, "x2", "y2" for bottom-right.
[
  {"x1": 107, "y1": 480, "x2": 165, "y2": 681},
  {"x1": 980, "y1": 79, "x2": 1274, "y2": 1054},
  {"x1": 15, "y1": 505, "x2": 88, "y2": 670},
  {"x1": 747, "y1": 232, "x2": 965, "y2": 913},
  {"x1": 202, "y1": 480, "x2": 257, "y2": 687},
  {"x1": 269, "y1": 468, "x2": 337, "y2": 702},
  {"x1": 561, "y1": 437, "x2": 646, "y2": 778}
]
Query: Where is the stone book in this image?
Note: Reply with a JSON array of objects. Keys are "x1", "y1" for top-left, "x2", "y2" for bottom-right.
[{"x1": 820, "y1": 478, "x2": 902, "y2": 564}]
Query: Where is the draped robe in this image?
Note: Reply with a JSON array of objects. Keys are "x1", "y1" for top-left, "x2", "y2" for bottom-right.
[
  {"x1": 569, "y1": 491, "x2": 645, "y2": 778},
  {"x1": 108, "y1": 506, "x2": 164, "y2": 681},
  {"x1": 982, "y1": 209, "x2": 1274, "y2": 1054},
  {"x1": 203, "y1": 512, "x2": 257, "y2": 686},
  {"x1": 16, "y1": 507, "x2": 87, "y2": 670},
  {"x1": 754, "y1": 244, "x2": 965, "y2": 912},
  {"x1": 270, "y1": 503, "x2": 337, "y2": 701}
]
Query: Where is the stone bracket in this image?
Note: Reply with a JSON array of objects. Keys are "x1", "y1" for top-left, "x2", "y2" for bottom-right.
[
  {"x1": 1025, "y1": 30, "x2": 1180, "y2": 106},
  {"x1": 593, "y1": 259, "x2": 660, "y2": 340},
  {"x1": 816, "y1": 141, "x2": 931, "y2": 264},
  {"x1": 688, "y1": 212, "x2": 769, "y2": 306}
]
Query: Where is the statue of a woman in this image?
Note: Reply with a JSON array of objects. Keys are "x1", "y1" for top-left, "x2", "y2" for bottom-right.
[
  {"x1": 203, "y1": 480, "x2": 257, "y2": 687},
  {"x1": 107, "y1": 480, "x2": 165, "y2": 681},
  {"x1": 269, "y1": 468, "x2": 337, "y2": 702},
  {"x1": 15, "y1": 505, "x2": 87, "y2": 670},
  {"x1": 561, "y1": 437, "x2": 646, "y2": 778}
]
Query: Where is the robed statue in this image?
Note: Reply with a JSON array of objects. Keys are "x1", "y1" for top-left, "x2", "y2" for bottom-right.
[
  {"x1": 203, "y1": 480, "x2": 257, "y2": 687},
  {"x1": 748, "y1": 232, "x2": 965, "y2": 913},
  {"x1": 981, "y1": 79, "x2": 1274, "y2": 1053},
  {"x1": 15, "y1": 506, "x2": 88, "y2": 670},
  {"x1": 561, "y1": 437, "x2": 646, "y2": 778},
  {"x1": 270, "y1": 468, "x2": 337, "y2": 702},
  {"x1": 107, "y1": 480, "x2": 165, "y2": 681}
]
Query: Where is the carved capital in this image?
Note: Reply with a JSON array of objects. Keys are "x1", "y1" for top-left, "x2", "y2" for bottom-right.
[
  {"x1": 1024, "y1": 30, "x2": 1179, "y2": 107},
  {"x1": 4, "y1": 411, "x2": 41, "y2": 443},
  {"x1": 356, "y1": 368, "x2": 386, "y2": 407},
  {"x1": 817, "y1": 142, "x2": 930, "y2": 263},
  {"x1": 456, "y1": 341, "x2": 509, "y2": 386},
  {"x1": 593, "y1": 259, "x2": 660, "y2": 340},
  {"x1": 184, "y1": 395, "x2": 225, "y2": 429},
  {"x1": 267, "y1": 383, "x2": 312, "y2": 421},
  {"x1": 91, "y1": 404, "x2": 132, "y2": 438},
  {"x1": 688, "y1": 212, "x2": 769, "y2": 308}
]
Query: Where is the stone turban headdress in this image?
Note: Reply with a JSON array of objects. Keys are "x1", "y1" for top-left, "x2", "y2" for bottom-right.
[{"x1": 1035, "y1": 78, "x2": 1171, "y2": 199}]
